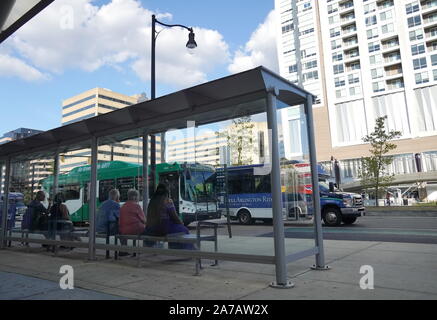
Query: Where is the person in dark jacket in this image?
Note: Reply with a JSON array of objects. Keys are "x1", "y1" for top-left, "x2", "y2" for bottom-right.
[
  {"x1": 27, "y1": 191, "x2": 49, "y2": 231},
  {"x1": 49, "y1": 192, "x2": 74, "y2": 239}
]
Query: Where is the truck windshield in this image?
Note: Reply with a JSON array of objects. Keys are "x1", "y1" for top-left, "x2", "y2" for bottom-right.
[{"x1": 319, "y1": 181, "x2": 339, "y2": 193}]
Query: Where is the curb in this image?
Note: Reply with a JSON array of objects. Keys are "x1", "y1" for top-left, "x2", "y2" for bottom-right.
[{"x1": 365, "y1": 211, "x2": 437, "y2": 218}]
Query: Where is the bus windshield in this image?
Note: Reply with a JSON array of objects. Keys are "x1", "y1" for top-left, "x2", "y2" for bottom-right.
[{"x1": 182, "y1": 169, "x2": 216, "y2": 203}]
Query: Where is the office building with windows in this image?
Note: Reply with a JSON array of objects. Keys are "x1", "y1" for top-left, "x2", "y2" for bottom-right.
[
  {"x1": 166, "y1": 122, "x2": 272, "y2": 167},
  {"x1": 0, "y1": 128, "x2": 51, "y2": 195},
  {"x1": 61, "y1": 88, "x2": 160, "y2": 173},
  {"x1": 276, "y1": 0, "x2": 437, "y2": 200}
]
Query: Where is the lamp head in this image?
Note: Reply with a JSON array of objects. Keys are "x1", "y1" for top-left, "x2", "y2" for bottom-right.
[{"x1": 186, "y1": 30, "x2": 197, "y2": 49}]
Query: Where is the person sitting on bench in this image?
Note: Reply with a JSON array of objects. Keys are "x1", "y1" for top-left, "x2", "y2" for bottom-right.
[
  {"x1": 119, "y1": 189, "x2": 146, "y2": 256},
  {"x1": 144, "y1": 184, "x2": 194, "y2": 250},
  {"x1": 48, "y1": 193, "x2": 80, "y2": 249},
  {"x1": 96, "y1": 189, "x2": 120, "y2": 236}
]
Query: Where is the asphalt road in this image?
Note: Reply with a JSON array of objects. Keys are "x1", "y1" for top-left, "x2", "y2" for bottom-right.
[{"x1": 202, "y1": 216, "x2": 437, "y2": 244}]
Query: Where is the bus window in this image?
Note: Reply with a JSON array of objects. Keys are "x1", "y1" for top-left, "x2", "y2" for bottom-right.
[
  {"x1": 99, "y1": 179, "x2": 116, "y2": 202},
  {"x1": 58, "y1": 184, "x2": 80, "y2": 201},
  {"x1": 116, "y1": 177, "x2": 135, "y2": 202},
  {"x1": 228, "y1": 170, "x2": 254, "y2": 194},
  {"x1": 254, "y1": 174, "x2": 271, "y2": 193}
]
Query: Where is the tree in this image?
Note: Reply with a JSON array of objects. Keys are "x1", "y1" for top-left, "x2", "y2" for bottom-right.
[
  {"x1": 218, "y1": 116, "x2": 257, "y2": 166},
  {"x1": 359, "y1": 116, "x2": 402, "y2": 206}
]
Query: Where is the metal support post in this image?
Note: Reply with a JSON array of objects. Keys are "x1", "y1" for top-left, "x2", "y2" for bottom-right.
[
  {"x1": 88, "y1": 136, "x2": 98, "y2": 261},
  {"x1": 0, "y1": 158, "x2": 11, "y2": 249},
  {"x1": 143, "y1": 132, "x2": 149, "y2": 215},
  {"x1": 267, "y1": 88, "x2": 294, "y2": 289},
  {"x1": 53, "y1": 152, "x2": 60, "y2": 199},
  {"x1": 0, "y1": 162, "x2": 3, "y2": 195},
  {"x1": 305, "y1": 94, "x2": 330, "y2": 271}
]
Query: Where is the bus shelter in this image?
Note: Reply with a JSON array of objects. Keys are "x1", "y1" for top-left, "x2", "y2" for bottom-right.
[{"x1": 0, "y1": 66, "x2": 327, "y2": 288}]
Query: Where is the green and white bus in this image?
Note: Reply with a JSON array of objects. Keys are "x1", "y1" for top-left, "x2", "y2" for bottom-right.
[{"x1": 40, "y1": 161, "x2": 221, "y2": 226}]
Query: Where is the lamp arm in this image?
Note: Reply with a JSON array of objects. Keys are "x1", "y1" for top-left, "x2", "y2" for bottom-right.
[{"x1": 155, "y1": 19, "x2": 193, "y2": 33}]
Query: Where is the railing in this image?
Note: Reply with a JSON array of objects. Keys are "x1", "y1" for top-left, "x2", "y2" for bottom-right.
[
  {"x1": 341, "y1": 14, "x2": 355, "y2": 23},
  {"x1": 382, "y1": 41, "x2": 399, "y2": 50},
  {"x1": 386, "y1": 69, "x2": 402, "y2": 76},
  {"x1": 422, "y1": 0, "x2": 437, "y2": 11},
  {"x1": 424, "y1": 13, "x2": 437, "y2": 25},
  {"x1": 385, "y1": 55, "x2": 401, "y2": 63}
]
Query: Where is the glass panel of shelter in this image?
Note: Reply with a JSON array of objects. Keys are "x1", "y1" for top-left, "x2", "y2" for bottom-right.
[
  {"x1": 4, "y1": 144, "x2": 92, "y2": 254},
  {"x1": 277, "y1": 99, "x2": 316, "y2": 258}
]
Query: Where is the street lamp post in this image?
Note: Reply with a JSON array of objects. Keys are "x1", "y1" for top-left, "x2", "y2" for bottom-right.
[{"x1": 150, "y1": 14, "x2": 197, "y2": 193}]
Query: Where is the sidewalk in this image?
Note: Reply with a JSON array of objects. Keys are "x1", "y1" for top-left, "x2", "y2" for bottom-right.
[
  {"x1": 0, "y1": 271, "x2": 127, "y2": 300},
  {"x1": 1, "y1": 238, "x2": 437, "y2": 300}
]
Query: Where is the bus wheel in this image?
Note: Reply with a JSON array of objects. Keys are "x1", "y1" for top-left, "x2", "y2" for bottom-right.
[
  {"x1": 238, "y1": 210, "x2": 253, "y2": 225},
  {"x1": 342, "y1": 216, "x2": 357, "y2": 225},
  {"x1": 323, "y1": 208, "x2": 342, "y2": 227}
]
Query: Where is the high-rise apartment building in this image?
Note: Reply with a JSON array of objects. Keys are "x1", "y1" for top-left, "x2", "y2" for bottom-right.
[
  {"x1": 276, "y1": 0, "x2": 437, "y2": 200},
  {"x1": 61, "y1": 88, "x2": 160, "y2": 173}
]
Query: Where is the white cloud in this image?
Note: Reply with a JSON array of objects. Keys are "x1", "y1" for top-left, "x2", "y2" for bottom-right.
[
  {"x1": 228, "y1": 10, "x2": 279, "y2": 74},
  {"x1": 0, "y1": 54, "x2": 50, "y2": 81},
  {"x1": 2, "y1": 0, "x2": 230, "y2": 88}
]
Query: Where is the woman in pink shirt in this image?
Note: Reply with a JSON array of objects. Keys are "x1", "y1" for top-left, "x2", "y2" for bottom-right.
[{"x1": 119, "y1": 189, "x2": 146, "y2": 235}]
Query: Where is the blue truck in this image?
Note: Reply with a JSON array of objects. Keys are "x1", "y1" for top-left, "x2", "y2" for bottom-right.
[
  {"x1": 317, "y1": 180, "x2": 365, "y2": 226},
  {"x1": 0, "y1": 193, "x2": 27, "y2": 229}
]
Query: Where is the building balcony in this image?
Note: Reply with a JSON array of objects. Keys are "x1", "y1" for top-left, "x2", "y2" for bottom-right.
[
  {"x1": 342, "y1": 30, "x2": 357, "y2": 39},
  {"x1": 343, "y1": 54, "x2": 360, "y2": 64},
  {"x1": 377, "y1": 0, "x2": 394, "y2": 9},
  {"x1": 421, "y1": 0, "x2": 437, "y2": 15},
  {"x1": 339, "y1": 5, "x2": 354, "y2": 15},
  {"x1": 385, "y1": 72, "x2": 404, "y2": 81},
  {"x1": 386, "y1": 83, "x2": 405, "y2": 91},
  {"x1": 425, "y1": 31, "x2": 437, "y2": 42},
  {"x1": 382, "y1": 44, "x2": 400, "y2": 54},
  {"x1": 343, "y1": 39, "x2": 359, "y2": 49},
  {"x1": 427, "y1": 41, "x2": 437, "y2": 52},
  {"x1": 383, "y1": 58, "x2": 402, "y2": 67},
  {"x1": 379, "y1": 31, "x2": 398, "y2": 42},
  {"x1": 423, "y1": 14, "x2": 437, "y2": 28},
  {"x1": 340, "y1": 15, "x2": 356, "y2": 26}
]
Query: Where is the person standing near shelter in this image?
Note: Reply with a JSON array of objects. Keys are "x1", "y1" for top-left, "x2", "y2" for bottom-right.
[
  {"x1": 96, "y1": 189, "x2": 121, "y2": 235},
  {"x1": 119, "y1": 189, "x2": 146, "y2": 235},
  {"x1": 24, "y1": 191, "x2": 50, "y2": 231}
]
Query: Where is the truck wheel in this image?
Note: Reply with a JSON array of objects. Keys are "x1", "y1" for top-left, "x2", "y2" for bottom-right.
[
  {"x1": 238, "y1": 210, "x2": 253, "y2": 225},
  {"x1": 342, "y1": 216, "x2": 357, "y2": 225},
  {"x1": 323, "y1": 208, "x2": 342, "y2": 227}
]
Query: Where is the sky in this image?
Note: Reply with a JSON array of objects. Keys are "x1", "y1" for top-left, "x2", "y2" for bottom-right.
[{"x1": 0, "y1": 0, "x2": 279, "y2": 134}]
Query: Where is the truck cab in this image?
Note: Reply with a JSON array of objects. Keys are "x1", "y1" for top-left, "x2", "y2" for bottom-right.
[{"x1": 318, "y1": 181, "x2": 365, "y2": 226}]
